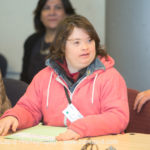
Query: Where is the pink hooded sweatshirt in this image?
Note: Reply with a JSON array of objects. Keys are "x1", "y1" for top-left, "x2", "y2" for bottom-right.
[{"x1": 2, "y1": 56, "x2": 129, "y2": 138}]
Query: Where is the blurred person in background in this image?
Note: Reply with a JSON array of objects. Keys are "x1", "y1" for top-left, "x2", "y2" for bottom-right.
[{"x1": 20, "y1": 0, "x2": 76, "y2": 84}]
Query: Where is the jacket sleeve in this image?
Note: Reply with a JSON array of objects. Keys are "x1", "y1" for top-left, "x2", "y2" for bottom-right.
[
  {"x1": 68, "y1": 68, "x2": 129, "y2": 138},
  {"x1": 1, "y1": 73, "x2": 43, "y2": 129}
]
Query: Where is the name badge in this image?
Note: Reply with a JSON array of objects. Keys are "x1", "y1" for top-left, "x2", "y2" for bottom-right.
[{"x1": 63, "y1": 104, "x2": 83, "y2": 122}]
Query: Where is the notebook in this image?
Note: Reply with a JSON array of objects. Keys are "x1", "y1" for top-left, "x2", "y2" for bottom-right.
[{"x1": 5, "y1": 124, "x2": 67, "y2": 142}]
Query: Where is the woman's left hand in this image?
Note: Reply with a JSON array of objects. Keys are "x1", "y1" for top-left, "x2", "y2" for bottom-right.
[{"x1": 56, "y1": 129, "x2": 80, "y2": 141}]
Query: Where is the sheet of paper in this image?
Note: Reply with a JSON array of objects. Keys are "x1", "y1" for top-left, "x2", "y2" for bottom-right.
[{"x1": 5, "y1": 124, "x2": 67, "y2": 142}]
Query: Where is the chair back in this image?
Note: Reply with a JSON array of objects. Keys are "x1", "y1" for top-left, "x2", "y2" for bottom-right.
[
  {"x1": 3, "y1": 78, "x2": 28, "y2": 107},
  {"x1": 126, "y1": 88, "x2": 150, "y2": 133}
]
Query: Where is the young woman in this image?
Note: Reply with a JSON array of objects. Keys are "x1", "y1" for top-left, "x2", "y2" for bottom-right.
[
  {"x1": 20, "y1": 0, "x2": 76, "y2": 84},
  {"x1": 0, "y1": 15, "x2": 129, "y2": 141}
]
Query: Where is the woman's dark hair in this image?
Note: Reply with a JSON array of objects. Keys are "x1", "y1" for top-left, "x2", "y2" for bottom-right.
[
  {"x1": 48, "y1": 15, "x2": 107, "y2": 60},
  {"x1": 33, "y1": 0, "x2": 76, "y2": 34}
]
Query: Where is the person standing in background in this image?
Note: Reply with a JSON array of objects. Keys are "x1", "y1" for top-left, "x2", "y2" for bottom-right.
[{"x1": 20, "y1": 0, "x2": 76, "y2": 84}]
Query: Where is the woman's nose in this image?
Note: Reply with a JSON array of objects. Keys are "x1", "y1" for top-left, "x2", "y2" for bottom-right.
[
  {"x1": 82, "y1": 42, "x2": 88, "y2": 50},
  {"x1": 49, "y1": 8, "x2": 56, "y2": 15}
]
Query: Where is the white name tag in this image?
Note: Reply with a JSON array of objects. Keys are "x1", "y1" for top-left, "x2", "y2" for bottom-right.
[{"x1": 63, "y1": 104, "x2": 83, "y2": 122}]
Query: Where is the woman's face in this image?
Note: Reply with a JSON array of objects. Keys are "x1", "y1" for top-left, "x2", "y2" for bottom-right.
[
  {"x1": 40, "y1": 0, "x2": 66, "y2": 30},
  {"x1": 65, "y1": 27, "x2": 96, "y2": 71}
]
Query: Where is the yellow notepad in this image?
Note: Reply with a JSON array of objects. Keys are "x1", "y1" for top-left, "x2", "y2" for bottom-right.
[{"x1": 5, "y1": 124, "x2": 67, "y2": 142}]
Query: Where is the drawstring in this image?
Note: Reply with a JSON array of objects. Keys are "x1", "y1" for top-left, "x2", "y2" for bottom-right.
[
  {"x1": 91, "y1": 74, "x2": 98, "y2": 104},
  {"x1": 46, "y1": 72, "x2": 53, "y2": 108},
  {"x1": 46, "y1": 72, "x2": 98, "y2": 107}
]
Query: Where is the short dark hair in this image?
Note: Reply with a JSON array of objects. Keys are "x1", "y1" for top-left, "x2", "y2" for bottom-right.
[
  {"x1": 34, "y1": 0, "x2": 76, "y2": 34},
  {"x1": 48, "y1": 15, "x2": 107, "y2": 61}
]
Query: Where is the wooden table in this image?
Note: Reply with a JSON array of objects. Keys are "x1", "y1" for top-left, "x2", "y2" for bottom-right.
[{"x1": 0, "y1": 133, "x2": 150, "y2": 150}]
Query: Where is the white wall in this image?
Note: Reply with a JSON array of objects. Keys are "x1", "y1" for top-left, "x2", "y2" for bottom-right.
[
  {"x1": 106, "y1": 0, "x2": 150, "y2": 91},
  {"x1": 0, "y1": 0, "x2": 37, "y2": 79},
  {"x1": 70, "y1": 0, "x2": 105, "y2": 45},
  {"x1": 0, "y1": 0, "x2": 105, "y2": 79}
]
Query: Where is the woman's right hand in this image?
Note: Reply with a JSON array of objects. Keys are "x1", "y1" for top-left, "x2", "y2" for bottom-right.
[{"x1": 0, "y1": 116, "x2": 19, "y2": 136}]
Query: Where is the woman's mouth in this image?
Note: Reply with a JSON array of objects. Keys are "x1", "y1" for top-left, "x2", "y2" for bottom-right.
[{"x1": 80, "y1": 53, "x2": 89, "y2": 57}]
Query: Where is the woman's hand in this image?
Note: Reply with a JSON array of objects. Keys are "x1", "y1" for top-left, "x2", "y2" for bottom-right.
[
  {"x1": 134, "y1": 89, "x2": 150, "y2": 113},
  {"x1": 56, "y1": 129, "x2": 80, "y2": 141},
  {"x1": 0, "y1": 116, "x2": 19, "y2": 136}
]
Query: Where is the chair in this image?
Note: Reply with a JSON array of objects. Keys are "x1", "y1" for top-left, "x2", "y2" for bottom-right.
[
  {"x1": 125, "y1": 88, "x2": 150, "y2": 134},
  {"x1": 3, "y1": 78, "x2": 28, "y2": 107}
]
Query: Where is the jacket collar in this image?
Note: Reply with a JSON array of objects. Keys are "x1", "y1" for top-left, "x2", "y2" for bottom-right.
[
  {"x1": 45, "y1": 57, "x2": 105, "y2": 92},
  {"x1": 45, "y1": 57, "x2": 105, "y2": 75},
  {"x1": 85, "y1": 57, "x2": 105, "y2": 76}
]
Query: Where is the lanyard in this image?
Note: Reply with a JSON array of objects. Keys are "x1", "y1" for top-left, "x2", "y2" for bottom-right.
[{"x1": 64, "y1": 87, "x2": 71, "y2": 104}]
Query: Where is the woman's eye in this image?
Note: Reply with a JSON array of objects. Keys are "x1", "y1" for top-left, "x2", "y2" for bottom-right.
[
  {"x1": 88, "y1": 39, "x2": 93, "y2": 43},
  {"x1": 43, "y1": 6, "x2": 50, "y2": 10},
  {"x1": 73, "y1": 41, "x2": 80, "y2": 45},
  {"x1": 55, "y1": 5, "x2": 63, "y2": 10}
]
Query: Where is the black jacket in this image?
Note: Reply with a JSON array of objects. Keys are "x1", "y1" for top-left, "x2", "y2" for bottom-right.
[{"x1": 20, "y1": 33, "x2": 44, "y2": 84}]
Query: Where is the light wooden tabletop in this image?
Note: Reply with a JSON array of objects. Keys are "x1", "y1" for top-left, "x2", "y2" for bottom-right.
[{"x1": 0, "y1": 133, "x2": 150, "y2": 150}]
